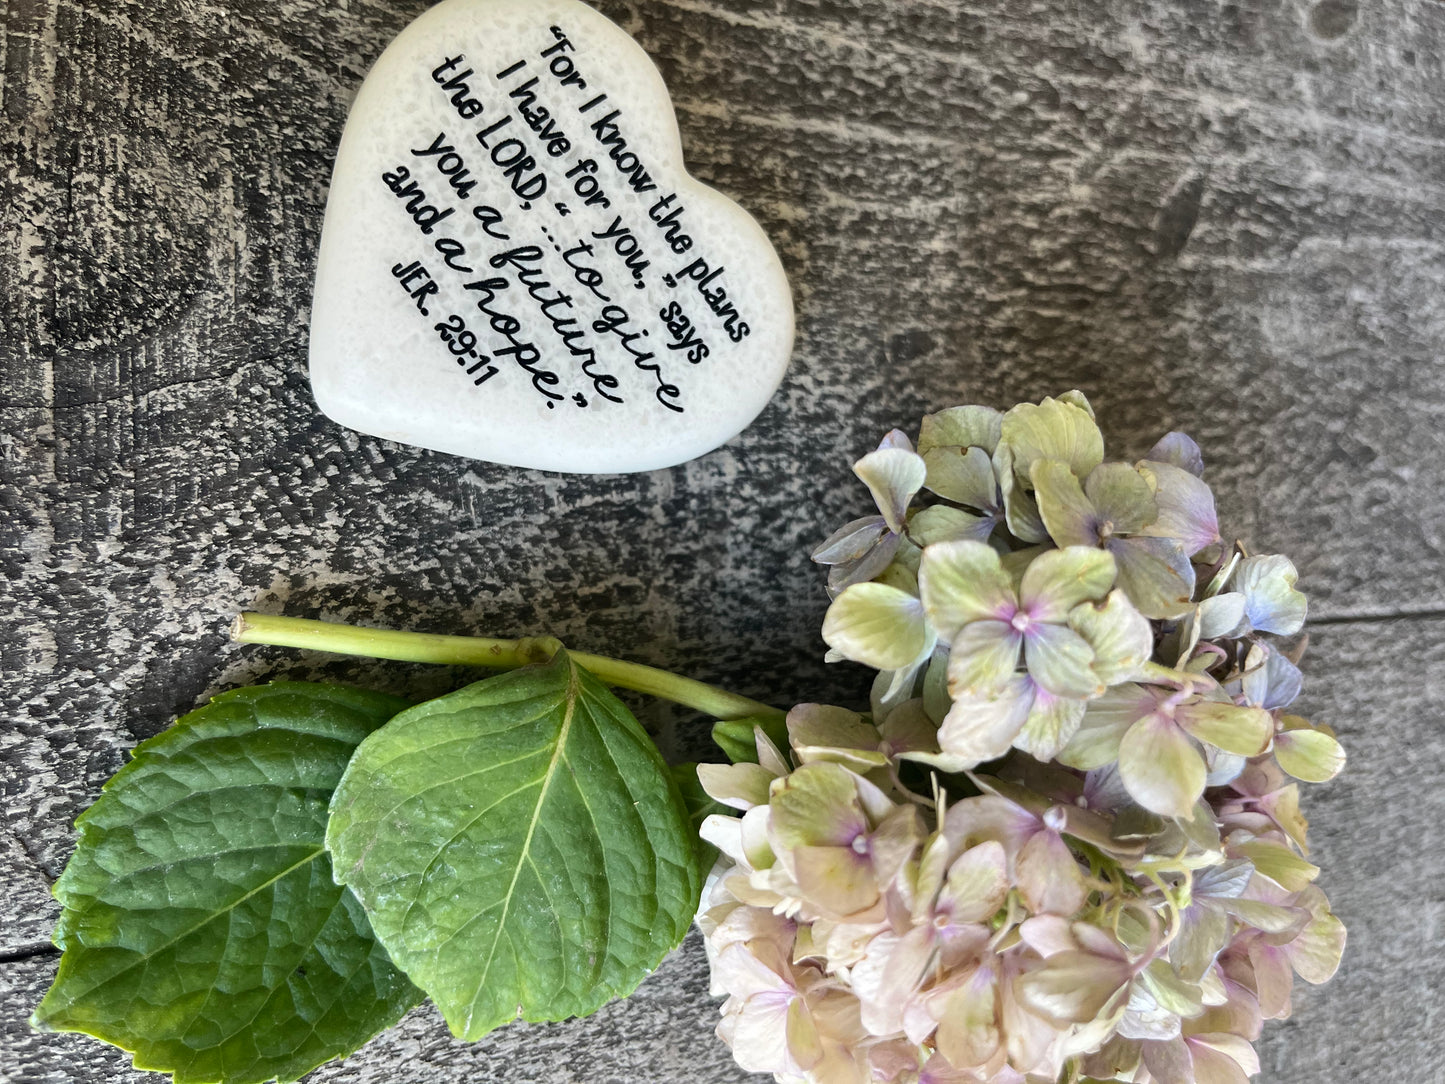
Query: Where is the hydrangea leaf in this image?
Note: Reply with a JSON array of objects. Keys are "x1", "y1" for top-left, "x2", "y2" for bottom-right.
[
  {"x1": 1020, "y1": 546, "x2": 1117, "y2": 622},
  {"x1": 32, "y1": 684, "x2": 424, "y2": 1084},
  {"x1": 922, "y1": 445, "x2": 999, "y2": 509},
  {"x1": 1118, "y1": 715, "x2": 1206, "y2": 818},
  {"x1": 1273, "y1": 726, "x2": 1346, "y2": 783},
  {"x1": 854, "y1": 445, "x2": 927, "y2": 534},
  {"x1": 909, "y1": 505, "x2": 995, "y2": 547},
  {"x1": 326, "y1": 651, "x2": 699, "y2": 1041},
  {"x1": 823, "y1": 582, "x2": 934, "y2": 671},
  {"x1": 919, "y1": 540, "x2": 1015, "y2": 640},
  {"x1": 1000, "y1": 396, "x2": 1105, "y2": 482},
  {"x1": 1233, "y1": 555, "x2": 1307, "y2": 635},
  {"x1": 712, "y1": 715, "x2": 791, "y2": 765},
  {"x1": 671, "y1": 763, "x2": 725, "y2": 872},
  {"x1": 918, "y1": 405, "x2": 1003, "y2": 455}
]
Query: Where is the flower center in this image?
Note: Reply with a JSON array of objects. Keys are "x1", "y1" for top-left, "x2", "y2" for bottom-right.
[
  {"x1": 1098, "y1": 520, "x2": 1115, "y2": 541},
  {"x1": 1010, "y1": 611, "x2": 1032, "y2": 633},
  {"x1": 850, "y1": 835, "x2": 869, "y2": 856}
]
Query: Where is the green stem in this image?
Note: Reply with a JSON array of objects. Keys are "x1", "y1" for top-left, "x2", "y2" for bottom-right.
[{"x1": 230, "y1": 612, "x2": 784, "y2": 722}]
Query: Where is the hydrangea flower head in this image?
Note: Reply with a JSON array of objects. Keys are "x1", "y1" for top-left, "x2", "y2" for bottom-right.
[{"x1": 696, "y1": 393, "x2": 1346, "y2": 1084}]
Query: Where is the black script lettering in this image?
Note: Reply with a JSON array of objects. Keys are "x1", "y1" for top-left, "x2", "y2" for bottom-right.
[
  {"x1": 592, "y1": 215, "x2": 650, "y2": 283},
  {"x1": 411, "y1": 132, "x2": 478, "y2": 200},
  {"x1": 382, "y1": 165, "x2": 456, "y2": 235},
  {"x1": 648, "y1": 192, "x2": 694, "y2": 255},
  {"x1": 431, "y1": 56, "x2": 484, "y2": 120},
  {"x1": 587, "y1": 109, "x2": 658, "y2": 195}
]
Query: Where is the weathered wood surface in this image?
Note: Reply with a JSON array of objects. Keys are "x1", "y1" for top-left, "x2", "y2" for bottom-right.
[{"x1": 2, "y1": 0, "x2": 1442, "y2": 1080}]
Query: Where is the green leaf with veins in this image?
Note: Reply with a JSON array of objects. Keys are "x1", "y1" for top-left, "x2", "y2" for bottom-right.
[
  {"x1": 32, "y1": 683, "x2": 424, "y2": 1084},
  {"x1": 326, "y1": 649, "x2": 700, "y2": 1041}
]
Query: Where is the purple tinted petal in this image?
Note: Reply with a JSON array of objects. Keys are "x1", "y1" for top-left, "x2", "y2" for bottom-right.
[{"x1": 1146, "y1": 431, "x2": 1205, "y2": 476}]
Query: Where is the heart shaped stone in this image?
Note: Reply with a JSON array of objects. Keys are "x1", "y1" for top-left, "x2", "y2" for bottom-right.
[{"x1": 309, "y1": 0, "x2": 794, "y2": 474}]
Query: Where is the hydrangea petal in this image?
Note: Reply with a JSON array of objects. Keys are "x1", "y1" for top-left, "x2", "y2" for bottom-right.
[
  {"x1": 813, "y1": 515, "x2": 889, "y2": 566},
  {"x1": 823, "y1": 583, "x2": 934, "y2": 671},
  {"x1": 826, "y1": 531, "x2": 902, "y2": 595},
  {"x1": 1032, "y1": 459, "x2": 1100, "y2": 548},
  {"x1": 855, "y1": 446, "x2": 927, "y2": 534},
  {"x1": 919, "y1": 540, "x2": 1016, "y2": 640},
  {"x1": 941, "y1": 841, "x2": 1010, "y2": 923},
  {"x1": 787, "y1": 704, "x2": 876, "y2": 755},
  {"x1": 1016, "y1": 951, "x2": 1131, "y2": 1024},
  {"x1": 1085, "y1": 462, "x2": 1159, "y2": 535},
  {"x1": 1016, "y1": 830, "x2": 1087, "y2": 916},
  {"x1": 698, "y1": 762, "x2": 777, "y2": 811},
  {"x1": 1140, "y1": 1036, "x2": 1194, "y2": 1084},
  {"x1": 1000, "y1": 395, "x2": 1106, "y2": 482},
  {"x1": 1013, "y1": 689, "x2": 1088, "y2": 762},
  {"x1": 1196, "y1": 592, "x2": 1246, "y2": 641},
  {"x1": 919, "y1": 405, "x2": 1003, "y2": 455},
  {"x1": 1284, "y1": 888, "x2": 1346, "y2": 984},
  {"x1": 1172, "y1": 904, "x2": 1232, "y2": 983},
  {"x1": 933, "y1": 676, "x2": 1035, "y2": 767},
  {"x1": 1111, "y1": 536, "x2": 1196, "y2": 619},
  {"x1": 909, "y1": 505, "x2": 996, "y2": 547},
  {"x1": 1139, "y1": 460, "x2": 1221, "y2": 556},
  {"x1": 1188, "y1": 1040, "x2": 1252, "y2": 1084},
  {"x1": 1273, "y1": 727, "x2": 1346, "y2": 783},
  {"x1": 1057, "y1": 684, "x2": 1155, "y2": 771},
  {"x1": 1245, "y1": 941, "x2": 1294, "y2": 1020},
  {"x1": 792, "y1": 845, "x2": 879, "y2": 917},
  {"x1": 784, "y1": 997, "x2": 824, "y2": 1072},
  {"x1": 1175, "y1": 701, "x2": 1272, "y2": 757},
  {"x1": 923, "y1": 445, "x2": 1000, "y2": 510},
  {"x1": 946, "y1": 621, "x2": 1024, "y2": 697},
  {"x1": 993, "y1": 443, "x2": 1051, "y2": 544},
  {"x1": 1233, "y1": 555, "x2": 1307, "y2": 635},
  {"x1": 853, "y1": 926, "x2": 935, "y2": 1036},
  {"x1": 1023, "y1": 622, "x2": 1102, "y2": 699},
  {"x1": 935, "y1": 966, "x2": 1002, "y2": 1070},
  {"x1": 1069, "y1": 591, "x2": 1153, "y2": 685},
  {"x1": 769, "y1": 763, "x2": 868, "y2": 850},
  {"x1": 1240, "y1": 644, "x2": 1303, "y2": 712},
  {"x1": 1020, "y1": 545, "x2": 1117, "y2": 620},
  {"x1": 1147, "y1": 432, "x2": 1205, "y2": 477},
  {"x1": 1119, "y1": 715, "x2": 1207, "y2": 818}
]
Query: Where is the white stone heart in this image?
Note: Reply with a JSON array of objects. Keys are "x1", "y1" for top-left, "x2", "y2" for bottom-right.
[{"x1": 309, "y1": 0, "x2": 794, "y2": 474}]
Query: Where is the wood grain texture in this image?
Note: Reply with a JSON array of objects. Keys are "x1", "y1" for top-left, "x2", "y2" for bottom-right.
[{"x1": 2, "y1": 0, "x2": 1442, "y2": 1080}]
